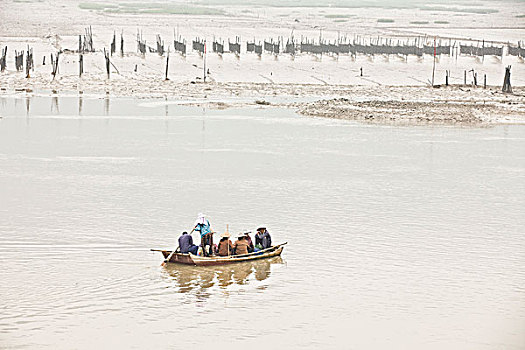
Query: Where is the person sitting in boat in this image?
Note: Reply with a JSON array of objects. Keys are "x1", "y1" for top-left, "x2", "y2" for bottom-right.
[
  {"x1": 193, "y1": 213, "x2": 214, "y2": 257},
  {"x1": 255, "y1": 226, "x2": 272, "y2": 250},
  {"x1": 232, "y1": 234, "x2": 250, "y2": 255},
  {"x1": 243, "y1": 231, "x2": 254, "y2": 253},
  {"x1": 178, "y1": 231, "x2": 199, "y2": 255},
  {"x1": 217, "y1": 232, "x2": 234, "y2": 256}
]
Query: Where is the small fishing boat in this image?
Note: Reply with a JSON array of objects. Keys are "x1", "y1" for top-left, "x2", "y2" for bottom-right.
[{"x1": 151, "y1": 242, "x2": 287, "y2": 266}]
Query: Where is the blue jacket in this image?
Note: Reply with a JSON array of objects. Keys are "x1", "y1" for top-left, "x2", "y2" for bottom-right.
[
  {"x1": 194, "y1": 222, "x2": 211, "y2": 237},
  {"x1": 178, "y1": 233, "x2": 194, "y2": 253}
]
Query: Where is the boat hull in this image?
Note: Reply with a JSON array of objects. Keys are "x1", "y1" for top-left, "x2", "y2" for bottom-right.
[{"x1": 152, "y1": 243, "x2": 286, "y2": 266}]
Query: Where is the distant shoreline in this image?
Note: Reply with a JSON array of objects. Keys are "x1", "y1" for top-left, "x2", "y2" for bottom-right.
[
  {"x1": 1, "y1": 83, "x2": 524, "y2": 126},
  {"x1": 1, "y1": 0, "x2": 524, "y2": 125}
]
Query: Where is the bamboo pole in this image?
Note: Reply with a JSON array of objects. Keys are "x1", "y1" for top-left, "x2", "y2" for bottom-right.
[
  {"x1": 165, "y1": 50, "x2": 169, "y2": 81},
  {"x1": 431, "y1": 37, "x2": 436, "y2": 86}
]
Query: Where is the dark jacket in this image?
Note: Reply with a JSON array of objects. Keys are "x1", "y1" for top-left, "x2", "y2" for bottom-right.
[
  {"x1": 178, "y1": 233, "x2": 194, "y2": 254},
  {"x1": 217, "y1": 238, "x2": 233, "y2": 256},
  {"x1": 255, "y1": 230, "x2": 272, "y2": 249},
  {"x1": 232, "y1": 239, "x2": 250, "y2": 255},
  {"x1": 244, "y1": 234, "x2": 254, "y2": 252}
]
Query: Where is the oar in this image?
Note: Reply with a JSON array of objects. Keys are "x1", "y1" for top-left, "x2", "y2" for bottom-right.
[{"x1": 162, "y1": 228, "x2": 194, "y2": 266}]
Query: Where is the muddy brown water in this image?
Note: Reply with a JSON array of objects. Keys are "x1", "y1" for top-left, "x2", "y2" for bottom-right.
[{"x1": 0, "y1": 95, "x2": 524, "y2": 349}]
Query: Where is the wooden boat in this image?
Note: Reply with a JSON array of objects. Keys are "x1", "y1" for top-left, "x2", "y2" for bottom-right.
[{"x1": 151, "y1": 242, "x2": 287, "y2": 266}]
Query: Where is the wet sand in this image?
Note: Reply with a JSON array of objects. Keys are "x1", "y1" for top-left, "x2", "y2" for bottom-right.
[{"x1": 2, "y1": 84, "x2": 524, "y2": 125}]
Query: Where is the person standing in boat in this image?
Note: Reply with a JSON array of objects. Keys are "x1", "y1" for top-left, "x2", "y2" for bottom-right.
[
  {"x1": 178, "y1": 231, "x2": 198, "y2": 255},
  {"x1": 217, "y1": 232, "x2": 233, "y2": 256},
  {"x1": 193, "y1": 213, "x2": 214, "y2": 257},
  {"x1": 255, "y1": 226, "x2": 272, "y2": 250},
  {"x1": 232, "y1": 234, "x2": 250, "y2": 255}
]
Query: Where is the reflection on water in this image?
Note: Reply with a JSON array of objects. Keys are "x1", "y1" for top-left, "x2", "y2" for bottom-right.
[
  {"x1": 52, "y1": 95, "x2": 59, "y2": 114},
  {"x1": 162, "y1": 257, "x2": 283, "y2": 297},
  {"x1": 104, "y1": 96, "x2": 109, "y2": 116}
]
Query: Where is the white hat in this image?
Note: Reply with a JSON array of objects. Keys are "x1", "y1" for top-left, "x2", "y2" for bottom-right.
[{"x1": 194, "y1": 213, "x2": 209, "y2": 226}]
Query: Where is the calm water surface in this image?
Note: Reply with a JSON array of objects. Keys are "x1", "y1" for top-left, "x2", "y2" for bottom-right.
[{"x1": 0, "y1": 95, "x2": 524, "y2": 349}]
